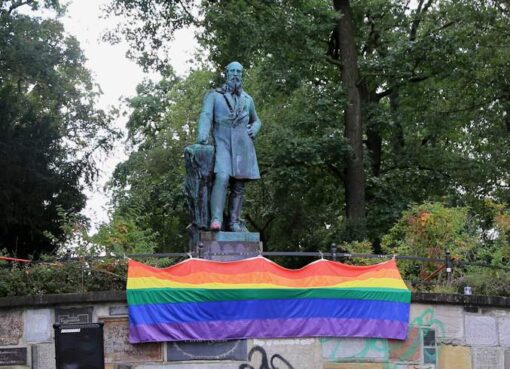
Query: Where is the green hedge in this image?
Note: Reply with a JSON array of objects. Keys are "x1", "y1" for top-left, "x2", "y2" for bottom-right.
[{"x1": 0, "y1": 257, "x2": 177, "y2": 297}]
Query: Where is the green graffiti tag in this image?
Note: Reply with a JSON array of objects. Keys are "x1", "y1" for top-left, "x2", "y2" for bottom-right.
[{"x1": 320, "y1": 308, "x2": 445, "y2": 369}]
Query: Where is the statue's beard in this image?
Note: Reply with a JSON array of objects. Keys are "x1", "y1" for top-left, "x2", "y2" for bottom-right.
[{"x1": 227, "y1": 78, "x2": 242, "y2": 95}]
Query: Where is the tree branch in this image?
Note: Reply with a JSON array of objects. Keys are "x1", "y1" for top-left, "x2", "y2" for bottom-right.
[
  {"x1": 361, "y1": 12, "x2": 378, "y2": 56},
  {"x1": 426, "y1": 20, "x2": 457, "y2": 36},
  {"x1": 176, "y1": 0, "x2": 195, "y2": 23},
  {"x1": 375, "y1": 75, "x2": 429, "y2": 100},
  {"x1": 375, "y1": 87, "x2": 394, "y2": 100},
  {"x1": 409, "y1": 0, "x2": 435, "y2": 41},
  {"x1": 245, "y1": 214, "x2": 274, "y2": 244},
  {"x1": 246, "y1": 214, "x2": 262, "y2": 233},
  {"x1": 326, "y1": 163, "x2": 345, "y2": 182},
  {"x1": 381, "y1": 164, "x2": 452, "y2": 180},
  {"x1": 325, "y1": 55, "x2": 342, "y2": 68},
  {"x1": 7, "y1": 0, "x2": 34, "y2": 14},
  {"x1": 244, "y1": 0, "x2": 279, "y2": 20}
]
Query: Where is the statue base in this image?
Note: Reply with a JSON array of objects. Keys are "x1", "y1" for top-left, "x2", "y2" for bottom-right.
[{"x1": 195, "y1": 231, "x2": 262, "y2": 261}]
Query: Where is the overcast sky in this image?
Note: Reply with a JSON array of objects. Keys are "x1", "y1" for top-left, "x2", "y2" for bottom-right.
[{"x1": 61, "y1": 0, "x2": 197, "y2": 232}]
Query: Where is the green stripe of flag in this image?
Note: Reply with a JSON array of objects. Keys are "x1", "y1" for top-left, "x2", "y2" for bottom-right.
[{"x1": 127, "y1": 287, "x2": 411, "y2": 305}]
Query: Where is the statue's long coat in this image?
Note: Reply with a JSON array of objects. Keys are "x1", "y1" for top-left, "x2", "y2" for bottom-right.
[{"x1": 197, "y1": 87, "x2": 262, "y2": 179}]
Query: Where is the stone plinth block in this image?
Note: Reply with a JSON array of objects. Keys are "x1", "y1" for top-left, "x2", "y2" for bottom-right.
[
  {"x1": 0, "y1": 310, "x2": 22, "y2": 345},
  {"x1": 197, "y1": 231, "x2": 262, "y2": 261},
  {"x1": 251, "y1": 338, "x2": 322, "y2": 369},
  {"x1": 438, "y1": 345, "x2": 471, "y2": 369},
  {"x1": 24, "y1": 309, "x2": 52, "y2": 343},
  {"x1": 465, "y1": 315, "x2": 498, "y2": 346},
  {"x1": 200, "y1": 231, "x2": 260, "y2": 242},
  {"x1": 102, "y1": 318, "x2": 162, "y2": 363},
  {"x1": 321, "y1": 337, "x2": 388, "y2": 362},
  {"x1": 473, "y1": 347, "x2": 503, "y2": 369},
  {"x1": 31, "y1": 343, "x2": 55, "y2": 369}
]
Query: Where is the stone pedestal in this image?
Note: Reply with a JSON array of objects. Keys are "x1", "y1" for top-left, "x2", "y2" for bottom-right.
[{"x1": 196, "y1": 231, "x2": 262, "y2": 261}]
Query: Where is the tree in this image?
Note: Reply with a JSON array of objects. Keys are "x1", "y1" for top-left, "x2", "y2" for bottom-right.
[
  {"x1": 0, "y1": 1, "x2": 117, "y2": 257},
  {"x1": 332, "y1": 0, "x2": 366, "y2": 235},
  {"x1": 104, "y1": 70, "x2": 214, "y2": 252},
  {"x1": 104, "y1": 0, "x2": 510, "y2": 252},
  {"x1": 382, "y1": 202, "x2": 477, "y2": 279}
]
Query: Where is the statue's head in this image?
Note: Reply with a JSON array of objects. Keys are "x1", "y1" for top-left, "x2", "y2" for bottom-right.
[{"x1": 225, "y1": 61, "x2": 243, "y2": 93}]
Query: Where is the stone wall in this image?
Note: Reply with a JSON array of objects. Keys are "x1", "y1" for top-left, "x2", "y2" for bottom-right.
[{"x1": 1, "y1": 292, "x2": 510, "y2": 369}]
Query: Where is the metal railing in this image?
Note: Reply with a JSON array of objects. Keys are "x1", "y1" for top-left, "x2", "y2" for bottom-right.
[{"x1": 3, "y1": 243, "x2": 510, "y2": 275}]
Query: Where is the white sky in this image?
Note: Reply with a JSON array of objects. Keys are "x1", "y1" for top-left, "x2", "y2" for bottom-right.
[{"x1": 61, "y1": 0, "x2": 197, "y2": 232}]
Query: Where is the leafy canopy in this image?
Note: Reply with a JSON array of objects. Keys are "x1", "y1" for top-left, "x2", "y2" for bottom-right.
[
  {"x1": 0, "y1": 1, "x2": 118, "y2": 257},
  {"x1": 102, "y1": 0, "x2": 510, "y2": 256}
]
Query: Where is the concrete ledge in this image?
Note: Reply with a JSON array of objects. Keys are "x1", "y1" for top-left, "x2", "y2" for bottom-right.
[
  {"x1": 0, "y1": 290, "x2": 126, "y2": 308},
  {"x1": 412, "y1": 292, "x2": 510, "y2": 307},
  {"x1": 1, "y1": 291, "x2": 509, "y2": 309}
]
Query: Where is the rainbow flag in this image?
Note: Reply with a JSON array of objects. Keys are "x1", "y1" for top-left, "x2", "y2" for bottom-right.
[{"x1": 127, "y1": 257, "x2": 411, "y2": 343}]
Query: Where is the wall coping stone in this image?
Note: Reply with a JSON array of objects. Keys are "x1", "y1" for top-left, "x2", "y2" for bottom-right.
[
  {"x1": 0, "y1": 291, "x2": 509, "y2": 309},
  {"x1": 0, "y1": 291, "x2": 126, "y2": 308},
  {"x1": 412, "y1": 292, "x2": 510, "y2": 307}
]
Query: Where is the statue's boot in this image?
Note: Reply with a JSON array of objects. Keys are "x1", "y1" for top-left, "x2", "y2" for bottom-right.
[
  {"x1": 229, "y1": 181, "x2": 248, "y2": 232},
  {"x1": 210, "y1": 173, "x2": 229, "y2": 231}
]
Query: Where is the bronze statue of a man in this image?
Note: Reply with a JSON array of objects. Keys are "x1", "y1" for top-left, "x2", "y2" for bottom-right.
[{"x1": 196, "y1": 61, "x2": 262, "y2": 232}]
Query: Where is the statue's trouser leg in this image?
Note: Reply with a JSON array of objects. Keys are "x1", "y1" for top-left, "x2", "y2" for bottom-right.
[
  {"x1": 210, "y1": 172, "x2": 230, "y2": 226},
  {"x1": 229, "y1": 180, "x2": 245, "y2": 231}
]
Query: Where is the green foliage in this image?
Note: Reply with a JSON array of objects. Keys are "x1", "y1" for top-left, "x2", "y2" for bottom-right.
[
  {"x1": 463, "y1": 267, "x2": 510, "y2": 297},
  {"x1": 381, "y1": 201, "x2": 510, "y2": 296},
  {"x1": 382, "y1": 202, "x2": 477, "y2": 282},
  {"x1": 336, "y1": 240, "x2": 380, "y2": 266},
  {"x1": 490, "y1": 204, "x2": 510, "y2": 262},
  {"x1": 102, "y1": 0, "x2": 196, "y2": 72},
  {"x1": 105, "y1": 70, "x2": 215, "y2": 253},
  {"x1": 0, "y1": 258, "x2": 127, "y2": 297},
  {"x1": 92, "y1": 215, "x2": 157, "y2": 255},
  {"x1": 0, "y1": 254, "x2": 179, "y2": 297},
  {"x1": 1, "y1": 1, "x2": 64, "y2": 15},
  {"x1": 458, "y1": 202, "x2": 510, "y2": 296},
  {"x1": 382, "y1": 203, "x2": 477, "y2": 260},
  {"x1": 0, "y1": 1, "x2": 118, "y2": 257},
  {"x1": 103, "y1": 0, "x2": 510, "y2": 258}
]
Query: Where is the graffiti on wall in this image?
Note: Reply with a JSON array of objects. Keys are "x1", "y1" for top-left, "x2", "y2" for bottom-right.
[
  {"x1": 320, "y1": 308, "x2": 445, "y2": 369},
  {"x1": 239, "y1": 346, "x2": 295, "y2": 369}
]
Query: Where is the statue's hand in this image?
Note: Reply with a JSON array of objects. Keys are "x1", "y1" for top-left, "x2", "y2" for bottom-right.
[
  {"x1": 196, "y1": 132, "x2": 209, "y2": 144},
  {"x1": 247, "y1": 124, "x2": 256, "y2": 139}
]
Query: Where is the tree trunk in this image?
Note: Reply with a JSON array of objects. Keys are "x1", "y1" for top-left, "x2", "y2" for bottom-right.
[
  {"x1": 334, "y1": 0, "x2": 366, "y2": 237},
  {"x1": 359, "y1": 81, "x2": 382, "y2": 178},
  {"x1": 389, "y1": 89, "x2": 405, "y2": 154}
]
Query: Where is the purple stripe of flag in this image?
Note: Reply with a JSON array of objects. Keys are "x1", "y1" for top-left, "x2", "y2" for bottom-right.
[{"x1": 129, "y1": 317, "x2": 408, "y2": 343}]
